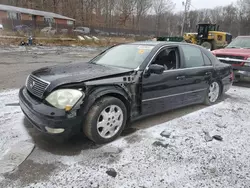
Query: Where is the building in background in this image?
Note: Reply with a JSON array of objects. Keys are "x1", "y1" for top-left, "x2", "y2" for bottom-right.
[{"x1": 0, "y1": 4, "x2": 75, "y2": 33}]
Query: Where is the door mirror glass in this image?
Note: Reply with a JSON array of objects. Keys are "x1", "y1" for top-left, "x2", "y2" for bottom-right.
[{"x1": 148, "y1": 64, "x2": 165, "y2": 74}]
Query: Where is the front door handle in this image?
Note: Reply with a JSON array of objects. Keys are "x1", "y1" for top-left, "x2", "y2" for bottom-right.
[{"x1": 176, "y1": 75, "x2": 186, "y2": 80}]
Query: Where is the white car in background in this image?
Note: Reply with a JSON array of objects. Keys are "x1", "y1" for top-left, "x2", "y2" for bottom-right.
[
  {"x1": 0, "y1": 24, "x2": 3, "y2": 30},
  {"x1": 73, "y1": 27, "x2": 90, "y2": 35}
]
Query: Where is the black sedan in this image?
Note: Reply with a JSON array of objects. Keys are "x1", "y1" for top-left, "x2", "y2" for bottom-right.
[{"x1": 19, "y1": 42, "x2": 233, "y2": 144}]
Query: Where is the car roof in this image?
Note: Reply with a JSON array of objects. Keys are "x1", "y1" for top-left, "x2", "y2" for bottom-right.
[
  {"x1": 236, "y1": 36, "x2": 250, "y2": 38},
  {"x1": 128, "y1": 41, "x2": 202, "y2": 49}
]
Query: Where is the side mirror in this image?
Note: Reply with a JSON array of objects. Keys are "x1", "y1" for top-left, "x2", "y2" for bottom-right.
[{"x1": 148, "y1": 64, "x2": 165, "y2": 75}]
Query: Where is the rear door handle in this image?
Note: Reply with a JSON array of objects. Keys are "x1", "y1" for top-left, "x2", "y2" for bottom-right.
[{"x1": 176, "y1": 76, "x2": 186, "y2": 80}]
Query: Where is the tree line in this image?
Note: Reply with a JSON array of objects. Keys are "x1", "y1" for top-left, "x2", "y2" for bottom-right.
[{"x1": 1, "y1": 0, "x2": 250, "y2": 37}]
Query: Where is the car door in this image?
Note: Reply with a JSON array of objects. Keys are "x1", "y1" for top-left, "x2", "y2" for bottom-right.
[
  {"x1": 141, "y1": 46, "x2": 190, "y2": 115},
  {"x1": 179, "y1": 45, "x2": 214, "y2": 105}
]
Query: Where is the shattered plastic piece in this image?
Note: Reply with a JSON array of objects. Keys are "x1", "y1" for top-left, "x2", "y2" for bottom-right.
[
  {"x1": 152, "y1": 141, "x2": 169, "y2": 148},
  {"x1": 203, "y1": 131, "x2": 213, "y2": 142},
  {"x1": 213, "y1": 135, "x2": 223, "y2": 141},
  {"x1": 106, "y1": 168, "x2": 117, "y2": 178},
  {"x1": 160, "y1": 130, "x2": 172, "y2": 138}
]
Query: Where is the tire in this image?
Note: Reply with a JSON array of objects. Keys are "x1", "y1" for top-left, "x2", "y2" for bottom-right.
[
  {"x1": 83, "y1": 96, "x2": 127, "y2": 144},
  {"x1": 201, "y1": 41, "x2": 212, "y2": 51},
  {"x1": 212, "y1": 40, "x2": 217, "y2": 50},
  {"x1": 204, "y1": 81, "x2": 222, "y2": 105}
]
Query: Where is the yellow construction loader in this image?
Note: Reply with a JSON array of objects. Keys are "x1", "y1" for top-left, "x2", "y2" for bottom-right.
[{"x1": 183, "y1": 23, "x2": 232, "y2": 50}]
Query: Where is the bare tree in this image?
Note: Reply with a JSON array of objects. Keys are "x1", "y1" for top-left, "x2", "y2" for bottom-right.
[
  {"x1": 116, "y1": 0, "x2": 136, "y2": 27},
  {"x1": 136, "y1": 0, "x2": 152, "y2": 32},
  {"x1": 153, "y1": 0, "x2": 175, "y2": 36}
]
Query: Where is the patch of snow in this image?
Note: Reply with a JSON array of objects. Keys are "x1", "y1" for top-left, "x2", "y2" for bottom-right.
[
  {"x1": 92, "y1": 36, "x2": 99, "y2": 41},
  {"x1": 77, "y1": 36, "x2": 85, "y2": 41},
  {"x1": 84, "y1": 35, "x2": 92, "y2": 40},
  {"x1": 0, "y1": 89, "x2": 32, "y2": 161},
  {"x1": 1, "y1": 86, "x2": 250, "y2": 187}
]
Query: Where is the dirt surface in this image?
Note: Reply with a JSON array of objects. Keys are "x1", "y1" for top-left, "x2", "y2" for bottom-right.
[
  {"x1": 0, "y1": 46, "x2": 103, "y2": 90},
  {"x1": 1, "y1": 45, "x2": 250, "y2": 187}
]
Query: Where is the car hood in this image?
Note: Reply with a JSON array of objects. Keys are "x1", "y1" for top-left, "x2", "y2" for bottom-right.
[
  {"x1": 32, "y1": 62, "x2": 133, "y2": 89},
  {"x1": 212, "y1": 48, "x2": 250, "y2": 57}
]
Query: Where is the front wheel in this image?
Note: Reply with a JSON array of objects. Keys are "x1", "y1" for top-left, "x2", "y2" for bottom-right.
[
  {"x1": 201, "y1": 41, "x2": 212, "y2": 51},
  {"x1": 83, "y1": 96, "x2": 127, "y2": 144},
  {"x1": 204, "y1": 81, "x2": 221, "y2": 105}
]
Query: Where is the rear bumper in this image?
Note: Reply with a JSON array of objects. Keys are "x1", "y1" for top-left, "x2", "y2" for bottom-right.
[{"x1": 19, "y1": 87, "x2": 82, "y2": 137}]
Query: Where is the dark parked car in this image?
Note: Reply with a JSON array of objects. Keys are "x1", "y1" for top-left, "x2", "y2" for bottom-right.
[
  {"x1": 19, "y1": 42, "x2": 233, "y2": 144},
  {"x1": 13, "y1": 25, "x2": 31, "y2": 34}
]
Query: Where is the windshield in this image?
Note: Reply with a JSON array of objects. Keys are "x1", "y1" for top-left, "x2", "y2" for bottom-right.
[
  {"x1": 226, "y1": 37, "x2": 250, "y2": 49},
  {"x1": 91, "y1": 44, "x2": 154, "y2": 69}
]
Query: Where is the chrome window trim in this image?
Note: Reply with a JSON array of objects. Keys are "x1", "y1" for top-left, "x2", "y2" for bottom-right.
[
  {"x1": 142, "y1": 88, "x2": 207, "y2": 102},
  {"x1": 137, "y1": 44, "x2": 214, "y2": 73},
  {"x1": 162, "y1": 66, "x2": 213, "y2": 73}
]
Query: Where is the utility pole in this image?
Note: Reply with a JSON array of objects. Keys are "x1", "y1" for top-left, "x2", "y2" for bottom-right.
[{"x1": 181, "y1": 0, "x2": 191, "y2": 36}]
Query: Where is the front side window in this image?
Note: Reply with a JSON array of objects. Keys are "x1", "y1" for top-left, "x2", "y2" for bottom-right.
[
  {"x1": 91, "y1": 44, "x2": 154, "y2": 69},
  {"x1": 152, "y1": 47, "x2": 178, "y2": 70},
  {"x1": 181, "y1": 45, "x2": 204, "y2": 68}
]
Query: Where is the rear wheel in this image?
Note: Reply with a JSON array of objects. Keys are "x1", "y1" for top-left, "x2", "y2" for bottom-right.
[
  {"x1": 201, "y1": 41, "x2": 212, "y2": 51},
  {"x1": 83, "y1": 96, "x2": 127, "y2": 144},
  {"x1": 204, "y1": 81, "x2": 221, "y2": 105}
]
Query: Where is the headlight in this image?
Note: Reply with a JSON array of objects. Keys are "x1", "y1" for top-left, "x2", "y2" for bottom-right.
[{"x1": 45, "y1": 89, "x2": 84, "y2": 110}]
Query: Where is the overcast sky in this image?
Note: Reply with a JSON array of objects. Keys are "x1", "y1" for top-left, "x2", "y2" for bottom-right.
[{"x1": 175, "y1": 0, "x2": 237, "y2": 12}]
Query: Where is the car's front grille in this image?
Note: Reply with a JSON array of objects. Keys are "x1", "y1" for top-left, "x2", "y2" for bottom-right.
[
  {"x1": 216, "y1": 54, "x2": 245, "y2": 65},
  {"x1": 26, "y1": 74, "x2": 50, "y2": 99}
]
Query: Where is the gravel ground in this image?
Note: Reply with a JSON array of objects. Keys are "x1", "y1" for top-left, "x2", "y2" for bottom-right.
[
  {"x1": 0, "y1": 86, "x2": 250, "y2": 188},
  {"x1": 0, "y1": 46, "x2": 250, "y2": 188},
  {"x1": 0, "y1": 46, "x2": 102, "y2": 89}
]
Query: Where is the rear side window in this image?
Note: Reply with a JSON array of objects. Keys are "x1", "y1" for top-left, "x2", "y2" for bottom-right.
[
  {"x1": 181, "y1": 45, "x2": 204, "y2": 68},
  {"x1": 203, "y1": 53, "x2": 212, "y2": 66}
]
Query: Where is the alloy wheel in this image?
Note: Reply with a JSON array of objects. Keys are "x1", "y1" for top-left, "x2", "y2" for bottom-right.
[
  {"x1": 97, "y1": 105, "x2": 124, "y2": 139},
  {"x1": 208, "y1": 82, "x2": 220, "y2": 103}
]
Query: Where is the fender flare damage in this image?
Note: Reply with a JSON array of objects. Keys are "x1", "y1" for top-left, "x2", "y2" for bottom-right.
[{"x1": 81, "y1": 85, "x2": 132, "y2": 119}]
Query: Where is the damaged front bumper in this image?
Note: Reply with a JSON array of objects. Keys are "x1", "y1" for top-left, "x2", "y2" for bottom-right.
[
  {"x1": 19, "y1": 87, "x2": 82, "y2": 137},
  {"x1": 217, "y1": 57, "x2": 250, "y2": 81},
  {"x1": 232, "y1": 66, "x2": 250, "y2": 82}
]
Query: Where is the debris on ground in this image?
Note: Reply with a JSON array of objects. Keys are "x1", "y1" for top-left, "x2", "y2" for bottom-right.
[
  {"x1": 203, "y1": 129, "x2": 213, "y2": 142},
  {"x1": 213, "y1": 135, "x2": 223, "y2": 141},
  {"x1": 216, "y1": 124, "x2": 227, "y2": 128},
  {"x1": 152, "y1": 141, "x2": 169, "y2": 148},
  {"x1": 106, "y1": 168, "x2": 117, "y2": 178},
  {"x1": 160, "y1": 130, "x2": 172, "y2": 138}
]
